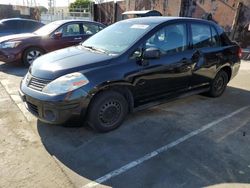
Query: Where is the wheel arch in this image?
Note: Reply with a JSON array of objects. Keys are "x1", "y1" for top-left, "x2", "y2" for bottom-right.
[
  {"x1": 22, "y1": 45, "x2": 46, "y2": 58},
  {"x1": 87, "y1": 82, "x2": 135, "y2": 113},
  {"x1": 218, "y1": 65, "x2": 232, "y2": 82}
]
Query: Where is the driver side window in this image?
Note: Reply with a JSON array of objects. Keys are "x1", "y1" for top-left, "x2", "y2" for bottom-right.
[
  {"x1": 145, "y1": 24, "x2": 187, "y2": 54},
  {"x1": 56, "y1": 23, "x2": 81, "y2": 37}
]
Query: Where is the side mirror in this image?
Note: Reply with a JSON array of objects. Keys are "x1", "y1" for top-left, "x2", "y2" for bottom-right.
[
  {"x1": 53, "y1": 31, "x2": 62, "y2": 39},
  {"x1": 142, "y1": 48, "x2": 161, "y2": 59}
]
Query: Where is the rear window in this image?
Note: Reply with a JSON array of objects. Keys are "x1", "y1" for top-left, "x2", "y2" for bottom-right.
[
  {"x1": 3, "y1": 20, "x2": 17, "y2": 30},
  {"x1": 1, "y1": 20, "x2": 42, "y2": 33},
  {"x1": 23, "y1": 21, "x2": 42, "y2": 31}
]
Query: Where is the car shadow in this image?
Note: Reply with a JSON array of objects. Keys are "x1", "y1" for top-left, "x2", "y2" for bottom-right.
[
  {"x1": 0, "y1": 62, "x2": 28, "y2": 77},
  {"x1": 37, "y1": 86, "x2": 250, "y2": 187}
]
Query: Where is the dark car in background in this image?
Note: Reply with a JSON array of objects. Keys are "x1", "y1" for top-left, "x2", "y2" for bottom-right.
[
  {"x1": 20, "y1": 17, "x2": 241, "y2": 132},
  {"x1": 0, "y1": 20, "x2": 105, "y2": 66},
  {"x1": 0, "y1": 18, "x2": 44, "y2": 37}
]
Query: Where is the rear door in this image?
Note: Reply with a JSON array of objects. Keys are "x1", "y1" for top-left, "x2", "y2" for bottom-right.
[{"x1": 189, "y1": 22, "x2": 222, "y2": 87}]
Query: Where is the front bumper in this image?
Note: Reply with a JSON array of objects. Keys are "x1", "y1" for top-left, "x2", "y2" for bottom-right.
[
  {"x1": 19, "y1": 80, "x2": 90, "y2": 124},
  {"x1": 0, "y1": 48, "x2": 22, "y2": 63}
]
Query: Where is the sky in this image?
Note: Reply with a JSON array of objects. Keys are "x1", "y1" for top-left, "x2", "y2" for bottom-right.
[{"x1": 0, "y1": 0, "x2": 76, "y2": 8}]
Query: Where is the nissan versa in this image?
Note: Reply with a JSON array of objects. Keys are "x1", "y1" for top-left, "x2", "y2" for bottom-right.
[{"x1": 19, "y1": 17, "x2": 241, "y2": 132}]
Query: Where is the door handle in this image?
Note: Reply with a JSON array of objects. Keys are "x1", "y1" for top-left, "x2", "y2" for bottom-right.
[{"x1": 74, "y1": 37, "x2": 82, "y2": 40}]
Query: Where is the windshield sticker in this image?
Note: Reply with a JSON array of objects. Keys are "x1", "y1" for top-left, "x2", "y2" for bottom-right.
[{"x1": 130, "y1": 24, "x2": 149, "y2": 29}]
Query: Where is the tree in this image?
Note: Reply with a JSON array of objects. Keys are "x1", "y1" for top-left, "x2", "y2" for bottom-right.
[{"x1": 69, "y1": 0, "x2": 91, "y2": 12}]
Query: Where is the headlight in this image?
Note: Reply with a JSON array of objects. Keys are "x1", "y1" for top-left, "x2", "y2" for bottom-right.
[
  {"x1": 24, "y1": 72, "x2": 31, "y2": 85},
  {"x1": 0, "y1": 41, "x2": 21, "y2": 48},
  {"x1": 42, "y1": 72, "x2": 89, "y2": 95}
]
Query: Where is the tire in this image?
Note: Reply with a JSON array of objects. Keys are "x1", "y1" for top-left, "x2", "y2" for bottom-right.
[
  {"x1": 22, "y1": 47, "x2": 44, "y2": 67},
  {"x1": 208, "y1": 70, "x2": 228, "y2": 97},
  {"x1": 87, "y1": 91, "x2": 128, "y2": 132}
]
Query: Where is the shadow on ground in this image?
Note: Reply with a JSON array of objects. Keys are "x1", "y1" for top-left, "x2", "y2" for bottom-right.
[
  {"x1": 0, "y1": 62, "x2": 28, "y2": 77},
  {"x1": 37, "y1": 87, "x2": 250, "y2": 187}
]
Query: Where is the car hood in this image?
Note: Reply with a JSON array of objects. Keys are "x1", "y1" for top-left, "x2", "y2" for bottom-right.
[
  {"x1": 30, "y1": 46, "x2": 114, "y2": 80},
  {"x1": 0, "y1": 33, "x2": 38, "y2": 43}
]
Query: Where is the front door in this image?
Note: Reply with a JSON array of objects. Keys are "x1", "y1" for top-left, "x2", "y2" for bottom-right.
[
  {"x1": 45, "y1": 22, "x2": 84, "y2": 52},
  {"x1": 134, "y1": 23, "x2": 193, "y2": 102}
]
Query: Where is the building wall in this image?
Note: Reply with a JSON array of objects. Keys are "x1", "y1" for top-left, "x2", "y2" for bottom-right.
[
  {"x1": 94, "y1": 0, "x2": 250, "y2": 44},
  {"x1": 191, "y1": 0, "x2": 240, "y2": 32},
  {"x1": 94, "y1": 0, "x2": 182, "y2": 24},
  {"x1": 0, "y1": 4, "x2": 39, "y2": 20}
]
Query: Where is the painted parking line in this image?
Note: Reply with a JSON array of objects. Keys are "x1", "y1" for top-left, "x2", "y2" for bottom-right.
[{"x1": 83, "y1": 106, "x2": 249, "y2": 188}]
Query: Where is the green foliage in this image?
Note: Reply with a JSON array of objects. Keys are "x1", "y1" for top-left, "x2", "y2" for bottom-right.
[{"x1": 69, "y1": 0, "x2": 91, "y2": 12}]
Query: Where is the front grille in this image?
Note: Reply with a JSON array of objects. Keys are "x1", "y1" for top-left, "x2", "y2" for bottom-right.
[
  {"x1": 28, "y1": 76, "x2": 51, "y2": 91},
  {"x1": 26, "y1": 101, "x2": 38, "y2": 115}
]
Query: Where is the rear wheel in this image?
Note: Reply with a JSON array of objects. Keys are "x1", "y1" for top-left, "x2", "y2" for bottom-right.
[
  {"x1": 22, "y1": 47, "x2": 44, "y2": 67},
  {"x1": 87, "y1": 91, "x2": 128, "y2": 132},
  {"x1": 208, "y1": 70, "x2": 228, "y2": 97}
]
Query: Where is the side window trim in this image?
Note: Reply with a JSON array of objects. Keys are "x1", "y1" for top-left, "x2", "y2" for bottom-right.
[{"x1": 187, "y1": 22, "x2": 193, "y2": 49}]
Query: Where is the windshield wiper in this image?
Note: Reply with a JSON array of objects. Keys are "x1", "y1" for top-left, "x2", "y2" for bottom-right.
[{"x1": 83, "y1": 45, "x2": 110, "y2": 55}]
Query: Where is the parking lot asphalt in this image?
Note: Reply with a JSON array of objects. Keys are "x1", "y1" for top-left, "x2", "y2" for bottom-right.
[{"x1": 0, "y1": 61, "x2": 250, "y2": 188}]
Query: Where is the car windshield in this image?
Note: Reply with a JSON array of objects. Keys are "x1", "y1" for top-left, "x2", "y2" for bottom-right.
[
  {"x1": 82, "y1": 20, "x2": 155, "y2": 55},
  {"x1": 34, "y1": 21, "x2": 62, "y2": 35}
]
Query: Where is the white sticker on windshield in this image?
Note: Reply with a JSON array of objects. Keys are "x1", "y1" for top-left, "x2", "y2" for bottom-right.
[{"x1": 130, "y1": 24, "x2": 149, "y2": 29}]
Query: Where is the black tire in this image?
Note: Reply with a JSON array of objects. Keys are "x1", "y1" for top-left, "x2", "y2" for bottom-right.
[
  {"x1": 22, "y1": 47, "x2": 44, "y2": 67},
  {"x1": 208, "y1": 70, "x2": 228, "y2": 97},
  {"x1": 87, "y1": 91, "x2": 128, "y2": 132}
]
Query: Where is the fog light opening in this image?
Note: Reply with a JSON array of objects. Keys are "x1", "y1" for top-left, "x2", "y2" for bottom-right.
[{"x1": 44, "y1": 109, "x2": 56, "y2": 121}]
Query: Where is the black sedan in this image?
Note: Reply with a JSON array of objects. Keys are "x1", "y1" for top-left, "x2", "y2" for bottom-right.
[
  {"x1": 0, "y1": 18, "x2": 44, "y2": 37},
  {"x1": 20, "y1": 17, "x2": 241, "y2": 132}
]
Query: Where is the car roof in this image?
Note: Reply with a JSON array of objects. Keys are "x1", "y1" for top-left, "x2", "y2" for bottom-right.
[
  {"x1": 120, "y1": 16, "x2": 215, "y2": 25},
  {"x1": 0, "y1": 18, "x2": 40, "y2": 23},
  {"x1": 122, "y1": 10, "x2": 162, "y2": 16},
  {"x1": 50, "y1": 19, "x2": 105, "y2": 26}
]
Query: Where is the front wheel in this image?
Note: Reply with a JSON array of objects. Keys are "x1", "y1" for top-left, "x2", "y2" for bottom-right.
[
  {"x1": 87, "y1": 91, "x2": 128, "y2": 132},
  {"x1": 22, "y1": 47, "x2": 44, "y2": 67},
  {"x1": 208, "y1": 70, "x2": 228, "y2": 97}
]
